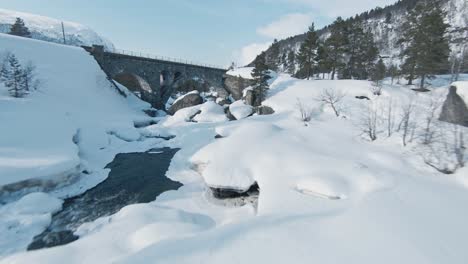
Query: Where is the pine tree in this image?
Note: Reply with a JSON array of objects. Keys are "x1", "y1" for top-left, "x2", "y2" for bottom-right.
[
  {"x1": 286, "y1": 50, "x2": 296, "y2": 75},
  {"x1": 316, "y1": 42, "x2": 332, "y2": 79},
  {"x1": 399, "y1": 0, "x2": 450, "y2": 89},
  {"x1": 21, "y1": 62, "x2": 37, "y2": 92},
  {"x1": 268, "y1": 39, "x2": 281, "y2": 71},
  {"x1": 385, "y1": 12, "x2": 393, "y2": 24},
  {"x1": 297, "y1": 23, "x2": 319, "y2": 80},
  {"x1": 371, "y1": 58, "x2": 387, "y2": 86},
  {"x1": 344, "y1": 22, "x2": 378, "y2": 80},
  {"x1": 325, "y1": 17, "x2": 348, "y2": 80},
  {"x1": 251, "y1": 52, "x2": 271, "y2": 105},
  {"x1": 1, "y1": 54, "x2": 28, "y2": 98},
  {"x1": 8, "y1": 17, "x2": 31, "y2": 38},
  {"x1": 387, "y1": 64, "x2": 400, "y2": 85}
]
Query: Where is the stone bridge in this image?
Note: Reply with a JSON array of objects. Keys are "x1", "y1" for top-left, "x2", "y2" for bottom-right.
[{"x1": 83, "y1": 45, "x2": 227, "y2": 109}]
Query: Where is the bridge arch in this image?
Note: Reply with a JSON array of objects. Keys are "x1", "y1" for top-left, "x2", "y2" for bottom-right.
[{"x1": 114, "y1": 73, "x2": 152, "y2": 99}]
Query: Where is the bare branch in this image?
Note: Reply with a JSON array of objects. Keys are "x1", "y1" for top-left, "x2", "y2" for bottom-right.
[{"x1": 316, "y1": 88, "x2": 346, "y2": 117}]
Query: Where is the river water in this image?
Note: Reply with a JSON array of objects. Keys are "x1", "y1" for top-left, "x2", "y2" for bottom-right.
[{"x1": 28, "y1": 147, "x2": 182, "y2": 250}]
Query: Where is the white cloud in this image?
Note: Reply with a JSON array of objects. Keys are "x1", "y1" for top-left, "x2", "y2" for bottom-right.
[
  {"x1": 236, "y1": 41, "x2": 271, "y2": 66},
  {"x1": 257, "y1": 13, "x2": 313, "y2": 39}
]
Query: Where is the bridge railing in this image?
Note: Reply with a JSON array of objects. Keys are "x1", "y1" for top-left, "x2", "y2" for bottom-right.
[{"x1": 111, "y1": 48, "x2": 226, "y2": 70}]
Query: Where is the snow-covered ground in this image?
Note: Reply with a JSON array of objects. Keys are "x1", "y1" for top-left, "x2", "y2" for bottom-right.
[
  {"x1": 1, "y1": 37, "x2": 468, "y2": 264},
  {"x1": 0, "y1": 9, "x2": 114, "y2": 50},
  {"x1": 0, "y1": 33, "x2": 165, "y2": 255}
]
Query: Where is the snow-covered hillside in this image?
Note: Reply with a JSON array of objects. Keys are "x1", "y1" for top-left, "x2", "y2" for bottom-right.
[
  {"x1": 0, "y1": 33, "x2": 151, "y2": 189},
  {"x1": 0, "y1": 33, "x2": 167, "y2": 256},
  {"x1": 0, "y1": 9, "x2": 114, "y2": 50},
  {"x1": 2, "y1": 59, "x2": 468, "y2": 263}
]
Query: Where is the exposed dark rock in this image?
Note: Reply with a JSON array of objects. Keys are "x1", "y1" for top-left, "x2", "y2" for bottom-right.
[
  {"x1": 189, "y1": 110, "x2": 202, "y2": 122},
  {"x1": 133, "y1": 120, "x2": 157, "y2": 128},
  {"x1": 223, "y1": 74, "x2": 254, "y2": 100},
  {"x1": 224, "y1": 107, "x2": 237, "y2": 121},
  {"x1": 255, "y1": 105, "x2": 275, "y2": 115},
  {"x1": 439, "y1": 85, "x2": 468, "y2": 127},
  {"x1": 168, "y1": 93, "x2": 203, "y2": 115},
  {"x1": 210, "y1": 182, "x2": 259, "y2": 199},
  {"x1": 411, "y1": 88, "x2": 431, "y2": 93},
  {"x1": 28, "y1": 231, "x2": 79, "y2": 251},
  {"x1": 355, "y1": 95, "x2": 370, "y2": 100},
  {"x1": 214, "y1": 134, "x2": 224, "y2": 139},
  {"x1": 216, "y1": 97, "x2": 231, "y2": 106},
  {"x1": 143, "y1": 109, "x2": 159, "y2": 117},
  {"x1": 244, "y1": 89, "x2": 266, "y2": 107}
]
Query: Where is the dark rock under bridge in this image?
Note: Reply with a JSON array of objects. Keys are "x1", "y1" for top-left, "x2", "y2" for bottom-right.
[{"x1": 83, "y1": 45, "x2": 227, "y2": 109}]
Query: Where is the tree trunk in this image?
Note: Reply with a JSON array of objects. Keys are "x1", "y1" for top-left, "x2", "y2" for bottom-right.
[
  {"x1": 420, "y1": 74, "x2": 425, "y2": 89},
  {"x1": 407, "y1": 73, "x2": 414, "y2": 85},
  {"x1": 407, "y1": 64, "x2": 415, "y2": 85},
  {"x1": 331, "y1": 67, "x2": 336, "y2": 80}
]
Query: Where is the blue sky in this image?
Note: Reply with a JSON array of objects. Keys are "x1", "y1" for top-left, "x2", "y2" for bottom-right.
[{"x1": 0, "y1": 0, "x2": 396, "y2": 67}]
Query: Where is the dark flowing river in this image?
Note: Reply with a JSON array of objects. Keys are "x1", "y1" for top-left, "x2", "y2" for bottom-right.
[{"x1": 28, "y1": 147, "x2": 182, "y2": 250}]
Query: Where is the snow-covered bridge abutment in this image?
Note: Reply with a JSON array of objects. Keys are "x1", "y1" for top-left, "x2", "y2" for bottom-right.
[{"x1": 83, "y1": 45, "x2": 227, "y2": 109}]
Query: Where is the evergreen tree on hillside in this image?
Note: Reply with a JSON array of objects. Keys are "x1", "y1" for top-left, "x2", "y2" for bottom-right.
[
  {"x1": 251, "y1": 52, "x2": 271, "y2": 105},
  {"x1": 286, "y1": 50, "x2": 296, "y2": 75},
  {"x1": 371, "y1": 58, "x2": 387, "y2": 86},
  {"x1": 8, "y1": 17, "x2": 31, "y2": 38},
  {"x1": 267, "y1": 39, "x2": 281, "y2": 71},
  {"x1": 0, "y1": 54, "x2": 28, "y2": 98},
  {"x1": 399, "y1": 0, "x2": 450, "y2": 89},
  {"x1": 297, "y1": 23, "x2": 319, "y2": 80},
  {"x1": 343, "y1": 22, "x2": 379, "y2": 80},
  {"x1": 324, "y1": 17, "x2": 348, "y2": 80},
  {"x1": 316, "y1": 42, "x2": 332, "y2": 79}
]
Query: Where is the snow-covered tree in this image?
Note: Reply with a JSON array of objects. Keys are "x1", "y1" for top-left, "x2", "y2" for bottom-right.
[
  {"x1": 0, "y1": 54, "x2": 28, "y2": 98},
  {"x1": 0, "y1": 53, "x2": 38, "y2": 98},
  {"x1": 8, "y1": 17, "x2": 31, "y2": 38}
]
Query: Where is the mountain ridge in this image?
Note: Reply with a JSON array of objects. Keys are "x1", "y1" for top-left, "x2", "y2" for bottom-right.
[{"x1": 249, "y1": 0, "x2": 467, "y2": 72}]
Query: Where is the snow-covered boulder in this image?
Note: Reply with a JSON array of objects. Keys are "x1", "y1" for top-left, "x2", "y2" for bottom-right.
[
  {"x1": 167, "y1": 91, "x2": 203, "y2": 115},
  {"x1": 192, "y1": 102, "x2": 228, "y2": 123},
  {"x1": 439, "y1": 85, "x2": 468, "y2": 127},
  {"x1": 254, "y1": 105, "x2": 275, "y2": 115},
  {"x1": 229, "y1": 100, "x2": 253, "y2": 120}
]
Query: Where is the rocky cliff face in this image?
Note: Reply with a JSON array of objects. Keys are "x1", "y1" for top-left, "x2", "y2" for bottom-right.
[
  {"x1": 223, "y1": 74, "x2": 254, "y2": 100},
  {"x1": 252, "y1": 0, "x2": 467, "y2": 72}
]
